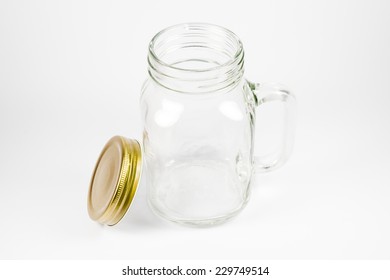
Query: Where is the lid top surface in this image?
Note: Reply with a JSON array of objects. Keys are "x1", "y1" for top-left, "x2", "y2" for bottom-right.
[
  {"x1": 90, "y1": 141, "x2": 122, "y2": 215},
  {"x1": 87, "y1": 136, "x2": 141, "y2": 226}
]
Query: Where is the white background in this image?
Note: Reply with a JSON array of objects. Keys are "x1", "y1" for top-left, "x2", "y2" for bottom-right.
[{"x1": 1, "y1": 0, "x2": 389, "y2": 259}]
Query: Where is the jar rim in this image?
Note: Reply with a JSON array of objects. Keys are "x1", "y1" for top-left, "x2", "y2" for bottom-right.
[{"x1": 148, "y1": 22, "x2": 244, "y2": 73}]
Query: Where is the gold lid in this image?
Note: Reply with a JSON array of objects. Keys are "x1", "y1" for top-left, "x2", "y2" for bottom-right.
[{"x1": 87, "y1": 136, "x2": 142, "y2": 226}]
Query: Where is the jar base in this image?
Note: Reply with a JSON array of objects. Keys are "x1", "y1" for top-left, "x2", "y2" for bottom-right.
[{"x1": 148, "y1": 199, "x2": 249, "y2": 227}]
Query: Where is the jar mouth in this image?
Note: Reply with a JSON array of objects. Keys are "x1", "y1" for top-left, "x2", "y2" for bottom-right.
[
  {"x1": 149, "y1": 23, "x2": 244, "y2": 73},
  {"x1": 147, "y1": 23, "x2": 245, "y2": 93}
]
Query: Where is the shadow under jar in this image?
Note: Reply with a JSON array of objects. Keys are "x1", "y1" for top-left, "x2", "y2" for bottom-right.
[{"x1": 140, "y1": 23, "x2": 295, "y2": 226}]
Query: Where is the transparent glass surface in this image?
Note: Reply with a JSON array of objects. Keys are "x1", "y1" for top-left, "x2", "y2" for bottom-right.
[{"x1": 140, "y1": 23, "x2": 295, "y2": 226}]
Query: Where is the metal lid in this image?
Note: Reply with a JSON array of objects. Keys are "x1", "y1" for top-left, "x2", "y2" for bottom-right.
[{"x1": 87, "y1": 136, "x2": 142, "y2": 226}]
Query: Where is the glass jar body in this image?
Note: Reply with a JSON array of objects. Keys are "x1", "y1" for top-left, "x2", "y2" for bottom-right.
[{"x1": 140, "y1": 78, "x2": 256, "y2": 226}]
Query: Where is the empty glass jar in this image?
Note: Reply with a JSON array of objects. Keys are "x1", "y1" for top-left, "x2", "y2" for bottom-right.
[{"x1": 140, "y1": 23, "x2": 295, "y2": 226}]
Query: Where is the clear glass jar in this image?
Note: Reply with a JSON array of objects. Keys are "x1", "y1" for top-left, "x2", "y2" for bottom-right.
[{"x1": 140, "y1": 23, "x2": 295, "y2": 226}]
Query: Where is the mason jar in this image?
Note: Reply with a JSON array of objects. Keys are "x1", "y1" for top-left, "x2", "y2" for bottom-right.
[{"x1": 139, "y1": 23, "x2": 295, "y2": 226}]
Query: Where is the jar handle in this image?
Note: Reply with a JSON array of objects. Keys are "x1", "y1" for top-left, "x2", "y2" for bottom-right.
[{"x1": 248, "y1": 81, "x2": 296, "y2": 173}]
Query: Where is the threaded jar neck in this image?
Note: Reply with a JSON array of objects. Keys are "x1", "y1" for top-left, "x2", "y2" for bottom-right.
[{"x1": 148, "y1": 23, "x2": 245, "y2": 94}]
